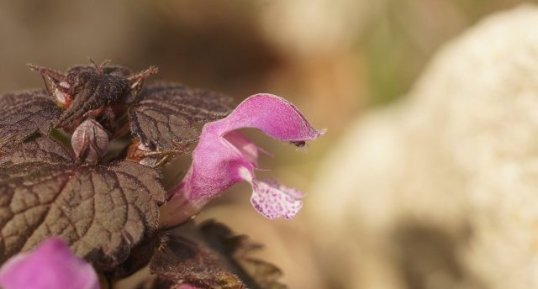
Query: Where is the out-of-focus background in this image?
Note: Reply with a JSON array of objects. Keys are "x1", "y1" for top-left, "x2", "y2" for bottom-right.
[{"x1": 2, "y1": 1, "x2": 538, "y2": 289}]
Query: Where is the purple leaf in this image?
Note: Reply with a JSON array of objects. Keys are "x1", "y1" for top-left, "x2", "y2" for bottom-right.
[
  {"x1": 128, "y1": 83, "x2": 234, "y2": 154},
  {"x1": 149, "y1": 220, "x2": 287, "y2": 289},
  {"x1": 0, "y1": 137, "x2": 165, "y2": 270},
  {"x1": 29, "y1": 63, "x2": 156, "y2": 133},
  {"x1": 0, "y1": 238, "x2": 99, "y2": 289},
  {"x1": 0, "y1": 90, "x2": 61, "y2": 155},
  {"x1": 39, "y1": 64, "x2": 131, "y2": 130}
]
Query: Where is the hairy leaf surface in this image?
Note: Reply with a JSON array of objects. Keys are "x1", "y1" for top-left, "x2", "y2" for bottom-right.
[
  {"x1": 0, "y1": 137, "x2": 165, "y2": 270},
  {"x1": 150, "y1": 221, "x2": 287, "y2": 289},
  {"x1": 0, "y1": 90, "x2": 61, "y2": 154},
  {"x1": 129, "y1": 83, "x2": 234, "y2": 152},
  {"x1": 200, "y1": 222, "x2": 287, "y2": 289}
]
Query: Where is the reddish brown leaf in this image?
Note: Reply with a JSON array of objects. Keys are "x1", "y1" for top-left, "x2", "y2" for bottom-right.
[
  {"x1": 0, "y1": 90, "x2": 61, "y2": 155},
  {"x1": 129, "y1": 83, "x2": 234, "y2": 153},
  {"x1": 0, "y1": 137, "x2": 165, "y2": 270},
  {"x1": 150, "y1": 221, "x2": 287, "y2": 289}
]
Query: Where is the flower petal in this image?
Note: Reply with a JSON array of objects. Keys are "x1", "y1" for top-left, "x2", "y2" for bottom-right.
[
  {"x1": 223, "y1": 130, "x2": 259, "y2": 165},
  {"x1": 250, "y1": 179, "x2": 304, "y2": 219},
  {"x1": 161, "y1": 94, "x2": 322, "y2": 227},
  {"x1": 182, "y1": 94, "x2": 323, "y2": 200},
  {"x1": 178, "y1": 284, "x2": 202, "y2": 289},
  {"x1": 208, "y1": 93, "x2": 323, "y2": 141},
  {"x1": 0, "y1": 238, "x2": 99, "y2": 289}
]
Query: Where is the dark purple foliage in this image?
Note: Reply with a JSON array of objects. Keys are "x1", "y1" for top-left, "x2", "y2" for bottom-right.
[{"x1": 0, "y1": 61, "x2": 322, "y2": 289}]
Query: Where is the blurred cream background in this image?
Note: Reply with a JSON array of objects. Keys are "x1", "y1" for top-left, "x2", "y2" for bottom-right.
[
  {"x1": 0, "y1": 1, "x2": 537, "y2": 288},
  {"x1": 310, "y1": 5, "x2": 538, "y2": 289}
]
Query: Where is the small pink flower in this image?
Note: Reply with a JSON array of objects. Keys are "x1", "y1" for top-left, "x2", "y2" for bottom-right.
[
  {"x1": 161, "y1": 94, "x2": 323, "y2": 227},
  {"x1": 0, "y1": 238, "x2": 99, "y2": 289},
  {"x1": 177, "y1": 285, "x2": 201, "y2": 289}
]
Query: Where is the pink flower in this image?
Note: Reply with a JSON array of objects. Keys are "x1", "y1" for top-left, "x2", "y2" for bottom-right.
[
  {"x1": 0, "y1": 238, "x2": 99, "y2": 289},
  {"x1": 178, "y1": 285, "x2": 201, "y2": 289},
  {"x1": 160, "y1": 94, "x2": 323, "y2": 227}
]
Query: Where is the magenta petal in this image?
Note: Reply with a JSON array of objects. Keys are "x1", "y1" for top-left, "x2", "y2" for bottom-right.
[
  {"x1": 178, "y1": 285, "x2": 202, "y2": 289},
  {"x1": 208, "y1": 93, "x2": 323, "y2": 142},
  {"x1": 250, "y1": 179, "x2": 304, "y2": 219},
  {"x1": 166, "y1": 94, "x2": 322, "y2": 223},
  {"x1": 0, "y1": 238, "x2": 99, "y2": 289},
  {"x1": 223, "y1": 130, "x2": 260, "y2": 165}
]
